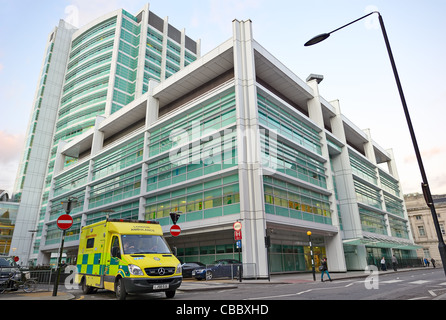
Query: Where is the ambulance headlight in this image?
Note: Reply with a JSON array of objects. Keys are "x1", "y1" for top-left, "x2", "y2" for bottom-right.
[
  {"x1": 176, "y1": 263, "x2": 182, "y2": 274},
  {"x1": 128, "y1": 264, "x2": 144, "y2": 276}
]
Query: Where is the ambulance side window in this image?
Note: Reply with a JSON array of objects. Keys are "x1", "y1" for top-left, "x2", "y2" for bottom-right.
[
  {"x1": 86, "y1": 238, "x2": 95, "y2": 249},
  {"x1": 111, "y1": 236, "x2": 121, "y2": 259}
]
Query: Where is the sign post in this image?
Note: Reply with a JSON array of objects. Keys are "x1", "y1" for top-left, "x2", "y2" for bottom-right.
[
  {"x1": 169, "y1": 212, "x2": 182, "y2": 257},
  {"x1": 52, "y1": 199, "x2": 75, "y2": 296},
  {"x1": 233, "y1": 221, "x2": 242, "y2": 282}
]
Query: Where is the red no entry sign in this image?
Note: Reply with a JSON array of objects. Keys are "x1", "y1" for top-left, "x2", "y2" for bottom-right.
[
  {"x1": 233, "y1": 221, "x2": 242, "y2": 231},
  {"x1": 57, "y1": 214, "x2": 73, "y2": 230},
  {"x1": 170, "y1": 224, "x2": 181, "y2": 237}
]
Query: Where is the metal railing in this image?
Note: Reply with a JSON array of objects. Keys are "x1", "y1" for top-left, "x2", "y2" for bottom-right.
[{"x1": 367, "y1": 257, "x2": 425, "y2": 270}]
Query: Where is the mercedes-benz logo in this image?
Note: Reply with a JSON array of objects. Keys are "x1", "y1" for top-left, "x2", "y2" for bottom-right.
[{"x1": 158, "y1": 268, "x2": 165, "y2": 276}]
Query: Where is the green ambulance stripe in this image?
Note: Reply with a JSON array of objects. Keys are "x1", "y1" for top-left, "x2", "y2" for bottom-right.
[
  {"x1": 77, "y1": 253, "x2": 103, "y2": 275},
  {"x1": 77, "y1": 253, "x2": 130, "y2": 277}
]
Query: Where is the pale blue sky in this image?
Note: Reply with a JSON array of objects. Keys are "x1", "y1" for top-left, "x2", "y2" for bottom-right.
[{"x1": 0, "y1": 0, "x2": 445, "y2": 196}]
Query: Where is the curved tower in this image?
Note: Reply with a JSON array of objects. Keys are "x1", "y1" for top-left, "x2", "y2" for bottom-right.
[{"x1": 11, "y1": 4, "x2": 200, "y2": 264}]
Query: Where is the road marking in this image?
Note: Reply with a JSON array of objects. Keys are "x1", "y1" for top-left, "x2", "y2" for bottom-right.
[
  {"x1": 434, "y1": 292, "x2": 446, "y2": 300},
  {"x1": 439, "y1": 282, "x2": 446, "y2": 286},
  {"x1": 408, "y1": 296, "x2": 429, "y2": 300},
  {"x1": 428, "y1": 290, "x2": 437, "y2": 297},
  {"x1": 297, "y1": 289, "x2": 313, "y2": 295},
  {"x1": 380, "y1": 280, "x2": 404, "y2": 284},
  {"x1": 409, "y1": 280, "x2": 430, "y2": 285},
  {"x1": 244, "y1": 290, "x2": 313, "y2": 300}
]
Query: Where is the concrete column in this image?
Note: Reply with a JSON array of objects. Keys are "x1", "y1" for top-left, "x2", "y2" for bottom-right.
[
  {"x1": 135, "y1": 3, "x2": 149, "y2": 98},
  {"x1": 160, "y1": 17, "x2": 169, "y2": 80},
  {"x1": 386, "y1": 148, "x2": 415, "y2": 243},
  {"x1": 232, "y1": 19, "x2": 268, "y2": 278},
  {"x1": 104, "y1": 11, "x2": 124, "y2": 116},
  {"x1": 140, "y1": 80, "x2": 159, "y2": 220},
  {"x1": 364, "y1": 129, "x2": 391, "y2": 238},
  {"x1": 329, "y1": 100, "x2": 367, "y2": 270},
  {"x1": 83, "y1": 116, "x2": 105, "y2": 225},
  {"x1": 306, "y1": 79, "x2": 346, "y2": 272}
]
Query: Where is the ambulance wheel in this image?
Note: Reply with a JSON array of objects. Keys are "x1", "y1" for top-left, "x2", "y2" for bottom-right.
[
  {"x1": 81, "y1": 277, "x2": 94, "y2": 294},
  {"x1": 165, "y1": 290, "x2": 176, "y2": 298},
  {"x1": 115, "y1": 278, "x2": 127, "y2": 300}
]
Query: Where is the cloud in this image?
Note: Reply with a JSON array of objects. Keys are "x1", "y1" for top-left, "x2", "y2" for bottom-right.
[
  {"x1": 0, "y1": 131, "x2": 24, "y2": 192},
  {"x1": 66, "y1": 0, "x2": 134, "y2": 27},
  {"x1": 404, "y1": 146, "x2": 445, "y2": 163},
  {"x1": 208, "y1": 0, "x2": 262, "y2": 32},
  {"x1": 431, "y1": 172, "x2": 446, "y2": 195},
  {"x1": 0, "y1": 131, "x2": 24, "y2": 164}
]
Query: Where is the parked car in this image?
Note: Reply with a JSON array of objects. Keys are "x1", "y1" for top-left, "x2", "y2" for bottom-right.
[
  {"x1": 181, "y1": 262, "x2": 206, "y2": 278},
  {"x1": 0, "y1": 256, "x2": 22, "y2": 291},
  {"x1": 193, "y1": 259, "x2": 242, "y2": 280}
]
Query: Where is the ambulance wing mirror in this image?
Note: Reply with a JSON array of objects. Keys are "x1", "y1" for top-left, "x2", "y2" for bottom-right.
[{"x1": 111, "y1": 247, "x2": 121, "y2": 259}]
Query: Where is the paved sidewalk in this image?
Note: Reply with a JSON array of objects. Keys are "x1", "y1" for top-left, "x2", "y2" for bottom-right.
[
  {"x1": 0, "y1": 267, "x2": 431, "y2": 300},
  {"x1": 0, "y1": 289, "x2": 74, "y2": 300}
]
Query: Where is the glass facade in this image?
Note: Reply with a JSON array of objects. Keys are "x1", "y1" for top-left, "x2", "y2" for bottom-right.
[
  {"x1": 258, "y1": 93, "x2": 322, "y2": 155},
  {"x1": 112, "y1": 13, "x2": 140, "y2": 113},
  {"x1": 92, "y1": 137, "x2": 144, "y2": 181},
  {"x1": 0, "y1": 202, "x2": 19, "y2": 255},
  {"x1": 270, "y1": 243, "x2": 326, "y2": 273},
  {"x1": 263, "y1": 176, "x2": 331, "y2": 225},
  {"x1": 58, "y1": 16, "x2": 117, "y2": 143},
  {"x1": 148, "y1": 91, "x2": 236, "y2": 157},
  {"x1": 176, "y1": 240, "x2": 241, "y2": 265},
  {"x1": 145, "y1": 174, "x2": 240, "y2": 226},
  {"x1": 261, "y1": 134, "x2": 327, "y2": 189},
  {"x1": 359, "y1": 207, "x2": 387, "y2": 235},
  {"x1": 257, "y1": 91, "x2": 331, "y2": 227},
  {"x1": 347, "y1": 145, "x2": 410, "y2": 242},
  {"x1": 89, "y1": 168, "x2": 141, "y2": 209},
  {"x1": 145, "y1": 89, "x2": 239, "y2": 226}
]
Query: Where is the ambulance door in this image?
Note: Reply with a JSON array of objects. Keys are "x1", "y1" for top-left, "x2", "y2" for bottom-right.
[
  {"x1": 108, "y1": 235, "x2": 122, "y2": 277},
  {"x1": 103, "y1": 234, "x2": 122, "y2": 291}
]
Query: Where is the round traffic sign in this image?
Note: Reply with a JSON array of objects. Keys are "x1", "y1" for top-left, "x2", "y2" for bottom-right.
[
  {"x1": 57, "y1": 214, "x2": 73, "y2": 230},
  {"x1": 233, "y1": 221, "x2": 242, "y2": 231},
  {"x1": 170, "y1": 224, "x2": 181, "y2": 237}
]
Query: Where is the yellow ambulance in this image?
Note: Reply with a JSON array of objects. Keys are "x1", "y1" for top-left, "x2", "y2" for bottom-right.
[{"x1": 75, "y1": 218, "x2": 182, "y2": 300}]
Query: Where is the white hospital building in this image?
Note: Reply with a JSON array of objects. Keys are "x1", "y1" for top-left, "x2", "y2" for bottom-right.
[{"x1": 10, "y1": 4, "x2": 419, "y2": 277}]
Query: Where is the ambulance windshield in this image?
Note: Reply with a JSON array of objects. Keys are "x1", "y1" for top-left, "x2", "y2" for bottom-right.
[{"x1": 122, "y1": 234, "x2": 171, "y2": 254}]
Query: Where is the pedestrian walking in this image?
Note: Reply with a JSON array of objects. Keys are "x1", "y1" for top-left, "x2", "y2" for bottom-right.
[
  {"x1": 380, "y1": 257, "x2": 387, "y2": 271},
  {"x1": 391, "y1": 255, "x2": 398, "y2": 271},
  {"x1": 320, "y1": 257, "x2": 332, "y2": 282},
  {"x1": 431, "y1": 258, "x2": 436, "y2": 268}
]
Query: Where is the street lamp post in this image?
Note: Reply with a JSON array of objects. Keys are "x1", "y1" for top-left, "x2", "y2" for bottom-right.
[
  {"x1": 305, "y1": 11, "x2": 446, "y2": 276},
  {"x1": 307, "y1": 231, "x2": 316, "y2": 281}
]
